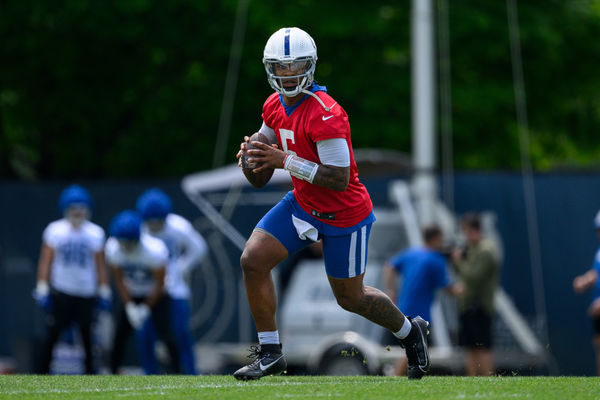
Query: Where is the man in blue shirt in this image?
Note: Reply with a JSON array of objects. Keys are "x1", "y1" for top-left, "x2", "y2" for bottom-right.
[
  {"x1": 383, "y1": 225, "x2": 463, "y2": 375},
  {"x1": 573, "y1": 210, "x2": 600, "y2": 376}
]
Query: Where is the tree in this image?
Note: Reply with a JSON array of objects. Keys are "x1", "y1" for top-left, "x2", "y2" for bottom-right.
[{"x1": 0, "y1": 0, "x2": 599, "y2": 179}]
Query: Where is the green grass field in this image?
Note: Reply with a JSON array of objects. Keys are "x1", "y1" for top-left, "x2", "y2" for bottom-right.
[{"x1": 0, "y1": 375, "x2": 598, "y2": 400}]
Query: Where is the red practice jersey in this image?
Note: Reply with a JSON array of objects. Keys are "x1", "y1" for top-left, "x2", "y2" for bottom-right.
[{"x1": 261, "y1": 88, "x2": 373, "y2": 228}]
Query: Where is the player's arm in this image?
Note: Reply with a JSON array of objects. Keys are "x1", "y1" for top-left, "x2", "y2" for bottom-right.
[
  {"x1": 95, "y1": 250, "x2": 112, "y2": 306},
  {"x1": 178, "y1": 228, "x2": 208, "y2": 274},
  {"x1": 33, "y1": 242, "x2": 54, "y2": 302},
  {"x1": 311, "y1": 164, "x2": 349, "y2": 192},
  {"x1": 95, "y1": 251, "x2": 109, "y2": 287},
  {"x1": 111, "y1": 265, "x2": 133, "y2": 305},
  {"x1": 36, "y1": 243, "x2": 54, "y2": 284},
  {"x1": 249, "y1": 138, "x2": 350, "y2": 191},
  {"x1": 144, "y1": 266, "x2": 166, "y2": 308},
  {"x1": 573, "y1": 268, "x2": 598, "y2": 293}
]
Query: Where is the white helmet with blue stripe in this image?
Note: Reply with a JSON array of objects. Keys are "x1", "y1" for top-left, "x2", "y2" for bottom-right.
[{"x1": 263, "y1": 27, "x2": 317, "y2": 97}]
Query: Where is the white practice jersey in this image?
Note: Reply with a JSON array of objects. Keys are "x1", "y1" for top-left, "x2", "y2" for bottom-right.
[
  {"x1": 44, "y1": 219, "x2": 105, "y2": 298},
  {"x1": 105, "y1": 233, "x2": 169, "y2": 298},
  {"x1": 143, "y1": 214, "x2": 208, "y2": 299}
]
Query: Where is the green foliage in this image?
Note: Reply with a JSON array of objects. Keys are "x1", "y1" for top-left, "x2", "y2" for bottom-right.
[{"x1": 0, "y1": 1, "x2": 599, "y2": 179}]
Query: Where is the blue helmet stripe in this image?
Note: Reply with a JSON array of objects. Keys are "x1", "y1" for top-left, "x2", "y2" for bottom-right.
[{"x1": 284, "y1": 28, "x2": 291, "y2": 56}]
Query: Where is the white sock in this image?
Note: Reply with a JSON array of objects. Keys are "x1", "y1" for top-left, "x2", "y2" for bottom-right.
[
  {"x1": 258, "y1": 330, "x2": 280, "y2": 345},
  {"x1": 392, "y1": 316, "x2": 413, "y2": 340}
]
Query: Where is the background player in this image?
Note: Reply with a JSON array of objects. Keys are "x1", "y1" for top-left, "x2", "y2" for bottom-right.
[
  {"x1": 233, "y1": 27, "x2": 430, "y2": 380},
  {"x1": 136, "y1": 188, "x2": 208, "y2": 374},
  {"x1": 383, "y1": 224, "x2": 463, "y2": 376},
  {"x1": 33, "y1": 184, "x2": 109, "y2": 374},
  {"x1": 573, "y1": 210, "x2": 600, "y2": 376},
  {"x1": 105, "y1": 210, "x2": 180, "y2": 374}
]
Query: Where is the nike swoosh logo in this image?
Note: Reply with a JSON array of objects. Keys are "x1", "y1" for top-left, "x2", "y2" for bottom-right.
[
  {"x1": 259, "y1": 355, "x2": 283, "y2": 371},
  {"x1": 322, "y1": 115, "x2": 334, "y2": 121}
]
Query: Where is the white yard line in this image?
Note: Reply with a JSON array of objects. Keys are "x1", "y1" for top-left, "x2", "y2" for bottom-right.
[{"x1": 1, "y1": 380, "x2": 321, "y2": 396}]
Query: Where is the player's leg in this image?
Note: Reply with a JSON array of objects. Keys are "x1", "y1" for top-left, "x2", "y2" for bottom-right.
[
  {"x1": 327, "y1": 273, "x2": 404, "y2": 330},
  {"x1": 110, "y1": 302, "x2": 133, "y2": 374},
  {"x1": 591, "y1": 317, "x2": 600, "y2": 376},
  {"x1": 135, "y1": 318, "x2": 159, "y2": 374},
  {"x1": 170, "y1": 297, "x2": 196, "y2": 374},
  {"x1": 322, "y1": 224, "x2": 404, "y2": 329},
  {"x1": 234, "y1": 196, "x2": 310, "y2": 380},
  {"x1": 233, "y1": 230, "x2": 288, "y2": 380},
  {"x1": 74, "y1": 296, "x2": 97, "y2": 374},
  {"x1": 326, "y1": 273, "x2": 430, "y2": 379},
  {"x1": 240, "y1": 230, "x2": 287, "y2": 332},
  {"x1": 149, "y1": 295, "x2": 181, "y2": 374},
  {"x1": 322, "y1": 225, "x2": 430, "y2": 379},
  {"x1": 38, "y1": 291, "x2": 71, "y2": 374},
  {"x1": 593, "y1": 334, "x2": 600, "y2": 376}
]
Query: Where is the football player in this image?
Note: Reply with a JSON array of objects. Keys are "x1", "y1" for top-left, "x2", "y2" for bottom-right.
[
  {"x1": 573, "y1": 210, "x2": 600, "y2": 376},
  {"x1": 136, "y1": 188, "x2": 208, "y2": 374},
  {"x1": 233, "y1": 27, "x2": 430, "y2": 380},
  {"x1": 34, "y1": 184, "x2": 109, "y2": 374},
  {"x1": 105, "y1": 210, "x2": 180, "y2": 375}
]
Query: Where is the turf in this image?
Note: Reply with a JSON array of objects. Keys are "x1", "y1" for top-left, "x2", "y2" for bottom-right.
[{"x1": 0, "y1": 375, "x2": 598, "y2": 400}]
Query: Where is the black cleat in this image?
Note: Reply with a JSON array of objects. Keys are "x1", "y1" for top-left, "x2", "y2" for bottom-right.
[
  {"x1": 233, "y1": 344, "x2": 287, "y2": 381},
  {"x1": 400, "y1": 316, "x2": 430, "y2": 380}
]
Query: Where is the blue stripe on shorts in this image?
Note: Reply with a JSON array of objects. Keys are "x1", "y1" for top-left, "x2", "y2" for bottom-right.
[{"x1": 255, "y1": 191, "x2": 374, "y2": 279}]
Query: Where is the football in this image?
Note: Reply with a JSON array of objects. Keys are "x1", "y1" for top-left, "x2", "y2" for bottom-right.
[
  {"x1": 241, "y1": 132, "x2": 270, "y2": 169},
  {"x1": 241, "y1": 132, "x2": 274, "y2": 188}
]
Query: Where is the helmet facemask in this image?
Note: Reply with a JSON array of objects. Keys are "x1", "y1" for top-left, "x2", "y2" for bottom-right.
[
  {"x1": 263, "y1": 57, "x2": 316, "y2": 97},
  {"x1": 64, "y1": 204, "x2": 90, "y2": 228}
]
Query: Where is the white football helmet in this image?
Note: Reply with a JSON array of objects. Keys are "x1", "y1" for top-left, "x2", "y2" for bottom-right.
[{"x1": 263, "y1": 27, "x2": 317, "y2": 97}]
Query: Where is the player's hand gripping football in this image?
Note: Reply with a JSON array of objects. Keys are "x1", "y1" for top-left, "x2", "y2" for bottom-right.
[
  {"x1": 236, "y1": 135, "x2": 251, "y2": 167},
  {"x1": 245, "y1": 140, "x2": 285, "y2": 173},
  {"x1": 236, "y1": 134, "x2": 282, "y2": 173},
  {"x1": 237, "y1": 133, "x2": 279, "y2": 188}
]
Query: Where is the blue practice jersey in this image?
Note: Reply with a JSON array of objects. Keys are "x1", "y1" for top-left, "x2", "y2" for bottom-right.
[
  {"x1": 593, "y1": 246, "x2": 600, "y2": 302},
  {"x1": 388, "y1": 247, "x2": 451, "y2": 322}
]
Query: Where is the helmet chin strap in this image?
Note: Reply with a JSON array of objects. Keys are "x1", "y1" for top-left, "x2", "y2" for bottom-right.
[
  {"x1": 301, "y1": 89, "x2": 334, "y2": 112},
  {"x1": 274, "y1": 76, "x2": 334, "y2": 112}
]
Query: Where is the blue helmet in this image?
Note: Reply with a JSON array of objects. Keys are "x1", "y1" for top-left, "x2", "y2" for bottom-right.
[
  {"x1": 58, "y1": 185, "x2": 92, "y2": 214},
  {"x1": 109, "y1": 210, "x2": 141, "y2": 240},
  {"x1": 136, "y1": 188, "x2": 172, "y2": 220}
]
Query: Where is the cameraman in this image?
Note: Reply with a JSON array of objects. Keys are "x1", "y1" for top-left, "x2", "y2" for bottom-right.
[{"x1": 451, "y1": 213, "x2": 500, "y2": 376}]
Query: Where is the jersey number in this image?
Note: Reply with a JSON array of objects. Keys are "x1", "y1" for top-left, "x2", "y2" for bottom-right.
[
  {"x1": 60, "y1": 242, "x2": 89, "y2": 268},
  {"x1": 279, "y1": 129, "x2": 297, "y2": 156}
]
